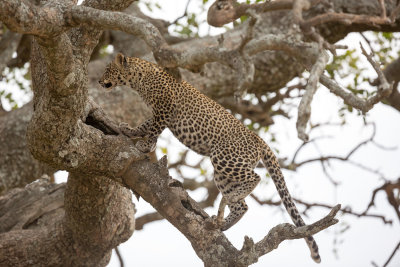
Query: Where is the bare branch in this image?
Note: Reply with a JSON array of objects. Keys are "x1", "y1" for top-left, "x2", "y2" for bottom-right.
[
  {"x1": 378, "y1": 0, "x2": 387, "y2": 19},
  {"x1": 207, "y1": 0, "x2": 321, "y2": 27},
  {"x1": 293, "y1": 198, "x2": 392, "y2": 225},
  {"x1": 250, "y1": 204, "x2": 340, "y2": 260},
  {"x1": 389, "y1": 2, "x2": 400, "y2": 22},
  {"x1": 383, "y1": 240, "x2": 400, "y2": 267},
  {"x1": 363, "y1": 178, "x2": 400, "y2": 223},
  {"x1": 296, "y1": 50, "x2": 329, "y2": 141},
  {"x1": 292, "y1": 123, "x2": 387, "y2": 178},
  {"x1": 320, "y1": 43, "x2": 393, "y2": 114},
  {"x1": 135, "y1": 212, "x2": 164, "y2": 230},
  {"x1": 360, "y1": 42, "x2": 392, "y2": 90},
  {"x1": 321, "y1": 75, "x2": 390, "y2": 114},
  {"x1": 250, "y1": 193, "x2": 281, "y2": 206},
  {"x1": 250, "y1": 193, "x2": 392, "y2": 224},
  {"x1": 114, "y1": 247, "x2": 125, "y2": 267},
  {"x1": 170, "y1": 0, "x2": 192, "y2": 26}
]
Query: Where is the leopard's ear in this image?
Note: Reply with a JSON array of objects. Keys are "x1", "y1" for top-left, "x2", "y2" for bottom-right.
[{"x1": 115, "y1": 53, "x2": 128, "y2": 68}]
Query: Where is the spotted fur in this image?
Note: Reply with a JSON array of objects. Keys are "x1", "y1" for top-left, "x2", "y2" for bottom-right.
[{"x1": 99, "y1": 53, "x2": 321, "y2": 263}]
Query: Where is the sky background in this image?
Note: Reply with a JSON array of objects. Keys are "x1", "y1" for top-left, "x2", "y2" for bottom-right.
[{"x1": 1, "y1": 0, "x2": 399, "y2": 266}]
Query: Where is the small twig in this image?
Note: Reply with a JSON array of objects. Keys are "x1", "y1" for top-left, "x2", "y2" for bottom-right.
[
  {"x1": 135, "y1": 212, "x2": 164, "y2": 230},
  {"x1": 389, "y1": 2, "x2": 400, "y2": 22},
  {"x1": 382, "y1": 240, "x2": 400, "y2": 267},
  {"x1": 362, "y1": 178, "x2": 400, "y2": 221},
  {"x1": 293, "y1": 198, "x2": 392, "y2": 225},
  {"x1": 250, "y1": 193, "x2": 392, "y2": 224},
  {"x1": 170, "y1": 0, "x2": 192, "y2": 25},
  {"x1": 291, "y1": 134, "x2": 333, "y2": 165},
  {"x1": 250, "y1": 193, "x2": 281, "y2": 206},
  {"x1": 378, "y1": 0, "x2": 387, "y2": 19},
  {"x1": 114, "y1": 247, "x2": 125, "y2": 267},
  {"x1": 360, "y1": 42, "x2": 393, "y2": 101},
  {"x1": 319, "y1": 160, "x2": 341, "y2": 186}
]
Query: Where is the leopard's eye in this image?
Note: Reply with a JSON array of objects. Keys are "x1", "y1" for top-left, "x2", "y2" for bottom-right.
[{"x1": 104, "y1": 82, "x2": 113, "y2": 88}]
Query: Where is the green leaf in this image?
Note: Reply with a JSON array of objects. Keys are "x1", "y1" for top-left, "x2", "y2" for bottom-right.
[
  {"x1": 240, "y1": 15, "x2": 248, "y2": 23},
  {"x1": 381, "y1": 32, "x2": 393, "y2": 41}
]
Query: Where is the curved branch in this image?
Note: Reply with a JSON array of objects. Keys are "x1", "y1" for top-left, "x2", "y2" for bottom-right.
[
  {"x1": 296, "y1": 50, "x2": 329, "y2": 141},
  {"x1": 67, "y1": 5, "x2": 166, "y2": 52}
]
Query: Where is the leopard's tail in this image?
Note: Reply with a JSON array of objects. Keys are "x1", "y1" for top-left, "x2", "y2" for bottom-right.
[{"x1": 261, "y1": 144, "x2": 321, "y2": 263}]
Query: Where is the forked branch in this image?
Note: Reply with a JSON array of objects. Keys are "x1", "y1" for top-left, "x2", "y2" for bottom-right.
[{"x1": 320, "y1": 43, "x2": 393, "y2": 114}]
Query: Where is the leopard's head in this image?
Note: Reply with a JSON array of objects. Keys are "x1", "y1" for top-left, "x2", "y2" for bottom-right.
[{"x1": 99, "y1": 53, "x2": 129, "y2": 90}]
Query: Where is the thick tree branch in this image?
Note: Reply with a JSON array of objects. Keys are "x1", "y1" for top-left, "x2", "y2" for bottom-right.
[
  {"x1": 0, "y1": 0, "x2": 70, "y2": 37},
  {"x1": 0, "y1": 175, "x2": 134, "y2": 266},
  {"x1": 67, "y1": 5, "x2": 166, "y2": 53},
  {"x1": 1, "y1": 1, "x2": 399, "y2": 266},
  {"x1": 121, "y1": 156, "x2": 340, "y2": 265}
]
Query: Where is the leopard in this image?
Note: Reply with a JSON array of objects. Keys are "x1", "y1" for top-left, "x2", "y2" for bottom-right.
[{"x1": 99, "y1": 53, "x2": 321, "y2": 263}]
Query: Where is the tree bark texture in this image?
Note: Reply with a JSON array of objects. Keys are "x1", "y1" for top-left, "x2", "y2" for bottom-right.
[{"x1": 0, "y1": 0, "x2": 399, "y2": 266}]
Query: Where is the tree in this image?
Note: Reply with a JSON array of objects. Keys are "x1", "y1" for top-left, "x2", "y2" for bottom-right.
[{"x1": 0, "y1": 0, "x2": 399, "y2": 266}]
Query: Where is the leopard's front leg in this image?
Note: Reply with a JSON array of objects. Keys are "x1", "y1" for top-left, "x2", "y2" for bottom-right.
[
  {"x1": 119, "y1": 116, "x2": 165, "y2": 153},
  {"x1": 119, "y1": 117, "x2": 154, "y2": 138}
]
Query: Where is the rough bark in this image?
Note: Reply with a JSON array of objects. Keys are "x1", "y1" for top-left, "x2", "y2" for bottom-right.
[
  {"x1": 120, "y1": 156, "x2": 340, "y2": 266},
  {"x1": 0, "y1": 0, "x2": 399, "y2": 266},
  {"x1": 1, "y1": 0, "x2": 139, "y2": 265},
  {"x1": 0, "y1": 175, "x2": 134, "y2": 267},
  {"x1": 0, "y1": 103, "x2": 54, "y2": 195}
]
